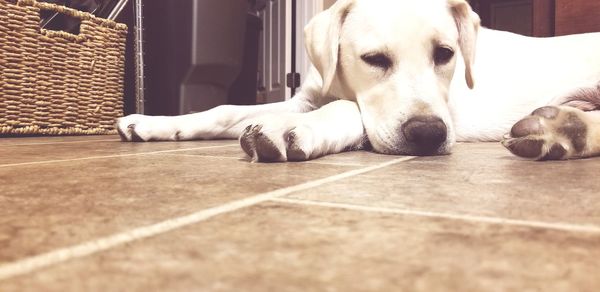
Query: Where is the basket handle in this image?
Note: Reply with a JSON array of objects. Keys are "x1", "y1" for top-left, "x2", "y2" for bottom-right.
[{"x1": 25, "y1": 0, "x2": 94, "y2": 41}]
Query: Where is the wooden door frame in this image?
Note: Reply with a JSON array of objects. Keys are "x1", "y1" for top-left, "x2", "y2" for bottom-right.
[
  {"x1": 471, "y1": 0, "x2": 555, "y2": 37},
  {"x1": 532, "y1": 0, "x2": 554, "y2": 37}
]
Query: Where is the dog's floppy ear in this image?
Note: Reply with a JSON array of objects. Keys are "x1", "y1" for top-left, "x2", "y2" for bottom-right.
[
  {"x1": 448, "y1": 0, "x2": 480, "y2": 89},
  {"x1": 304, "y1": 0, "x2": 355, "y2": 96}
]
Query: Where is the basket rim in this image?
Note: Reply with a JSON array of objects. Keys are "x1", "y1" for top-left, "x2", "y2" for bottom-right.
[{"x1": 11, "y1": 0, "x2": 128, "y2": 31}]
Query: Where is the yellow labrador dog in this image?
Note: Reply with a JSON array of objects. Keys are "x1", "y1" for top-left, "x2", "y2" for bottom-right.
[{"x1": 117, "y1": 0, "x2": 600, "y2": 162}]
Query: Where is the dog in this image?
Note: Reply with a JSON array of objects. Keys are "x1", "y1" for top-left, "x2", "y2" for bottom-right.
[{"x1": 117, "y1": 0, "x2": 600, "y2": 162}]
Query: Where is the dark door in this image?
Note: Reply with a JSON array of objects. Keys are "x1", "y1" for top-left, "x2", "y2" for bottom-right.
[
  {"x1": 471, "y1": 0, "x2": 600, "y2": 37},
  {"x1": 257, "y1": 0, "x2": 287, "y2": 104}
]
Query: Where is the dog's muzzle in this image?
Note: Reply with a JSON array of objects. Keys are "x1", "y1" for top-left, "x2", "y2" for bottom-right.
[{"x1": 401, "y1": 115, "x2": 448, "y2": 155}]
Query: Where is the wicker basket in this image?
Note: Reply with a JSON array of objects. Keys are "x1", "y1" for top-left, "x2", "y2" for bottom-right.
[{"x1": 0, "y1": 0, "x2": 127, "y2": 135}]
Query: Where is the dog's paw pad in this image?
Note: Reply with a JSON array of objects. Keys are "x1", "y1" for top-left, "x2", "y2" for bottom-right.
[
  {"x1": 286, "y1": 130, "x2": 309, "y2": 161},
  {"x1": 557, "y1": 112, "x2": 588, "y2": 153},
  {"x1": 117, "y1": 124, "x2": 129, "y2": 141},
  {"x1": 542, "y1": 143, "x2": 567, "y2": 160},
  {"x1": 503, "y1": 106, "x2": 590, "y2": 160},
  {"x1": 239, "y1": 124, "x2": 286, "y2": 162},
  {"x1": 502, "y1": 138, "x2": 545, "y2": 158},
  {"x1": 128, "y1": 124, "x2": 146, "y2": 142},
  {"x1": 510, "y1": 116, "x2": 544, "y2": 138},
  {"x1": 532, "y1": 106, "x2": 560, "y2": 119},
  {"x1": 240, "y1": 125, "x2": 259, "y2": 158},
  {"x1": 254, "y1": 132, "x2": 286, "y2": 162}
]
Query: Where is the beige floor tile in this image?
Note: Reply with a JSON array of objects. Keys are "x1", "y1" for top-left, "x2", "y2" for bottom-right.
[
  {"x1": 286, "y1": 143, "x2": 600, "y2": 226},
  {"x1": 2, "y1": 202, "x2": 599, "y2": 292},
  {"x1": 0, "y1": 135, "x2": 118, "y2": 146},
  {"x1": 0, "y1": 155, "x2": 356, "y2": 263},
  {"x1": 168, "y1": 146, "x2": 402, "y2": 166},
  {"x1": 0, "y1": 138, "x2": 237, "y2": 165},
  {"x1": 0, "y1": 136, "x2": 399, "y2": 167}
]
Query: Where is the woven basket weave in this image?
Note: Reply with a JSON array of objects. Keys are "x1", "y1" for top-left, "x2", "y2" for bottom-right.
[{"x1": 0, "y1": 0, "x2": 127, "y2": 135}]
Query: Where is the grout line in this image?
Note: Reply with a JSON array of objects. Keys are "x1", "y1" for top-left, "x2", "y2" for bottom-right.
[
  {"x1": 303, "y1": 160, "x2": 365, "y2": 167},
  {"x1": 155, "y1": 153, "x2": 367, "y2": 167},
  {"x1": 271, "y1": 198, "x2": 600, "y2": 234},
  {"x1": 0, "y1": 156, "x2": 414, "y2": 280},
  {"x1": 0, "y1": 144, "x2": 239, "y2": 168},
  {"x1": 0, "y1": 139, "x2": 120, "y2": 147}
]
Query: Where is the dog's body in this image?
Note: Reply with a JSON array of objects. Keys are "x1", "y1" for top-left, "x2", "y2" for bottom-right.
[{"x1": 118, "y1": 0, "x2": 600, "y2": 162}]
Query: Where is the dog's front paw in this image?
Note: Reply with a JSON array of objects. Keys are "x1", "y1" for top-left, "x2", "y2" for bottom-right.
[
  {"x1": 239, "y1": 122, "x2": 315, "y2": 163},
  {"x1": 502, "y1": 106, "x2": 590, "y2": 160},
  {"x1": 116, "y1": 114, "x2": 179, "y2": 142},
  {"x1": 116, "y1": 114, "x2": 144, "y2": 142}
]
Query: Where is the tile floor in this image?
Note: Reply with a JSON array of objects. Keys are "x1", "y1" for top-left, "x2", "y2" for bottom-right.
[{"x1": 0, "y1": 136, "x2": 599, "y2": 291}]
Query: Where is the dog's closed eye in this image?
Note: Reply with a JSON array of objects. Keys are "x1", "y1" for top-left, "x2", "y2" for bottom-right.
[
  {"x1": 361, "y1": 53, "x2": 393, "y2": 70},
  {"x1": 434, "y1": 46, "x2": 455, "y2": 65}
]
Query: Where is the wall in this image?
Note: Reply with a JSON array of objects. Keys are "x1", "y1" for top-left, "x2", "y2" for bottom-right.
[{"x1": 323, "y1": 0, "x2": 336, "y2": 9}]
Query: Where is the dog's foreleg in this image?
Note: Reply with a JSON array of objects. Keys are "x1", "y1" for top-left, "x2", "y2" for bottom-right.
[
  {"x1": 117, "y1": 98, "x2": 314, "y2": 142},
  {"x1": 502, "y1": 106, "x2": 600, "y2": 160},
  {"x1": 239, "y1": 100, "x2": 366, "y2": 162}
]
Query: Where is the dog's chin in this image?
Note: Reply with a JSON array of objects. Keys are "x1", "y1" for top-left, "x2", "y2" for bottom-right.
[{"x1": 370, "y1": 138, "x2": 452, "y2": 156}]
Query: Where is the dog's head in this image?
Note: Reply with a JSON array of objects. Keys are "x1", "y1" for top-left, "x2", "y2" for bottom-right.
[{"x1": 305, "y1": 0, "x2": 480, "y2": 155}]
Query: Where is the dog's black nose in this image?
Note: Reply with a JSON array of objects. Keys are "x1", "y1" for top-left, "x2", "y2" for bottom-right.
[{"x1": 402, "y1": 115, "x2": 447, "y2": 154}]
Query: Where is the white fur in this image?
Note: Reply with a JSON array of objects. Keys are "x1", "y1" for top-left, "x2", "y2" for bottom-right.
[
  {"x1": 117, "y1": 0, "x2": 600, "y2": 161},
  {"x1": 451, "y1": 29, "x2": 600, "y2": 142}
]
